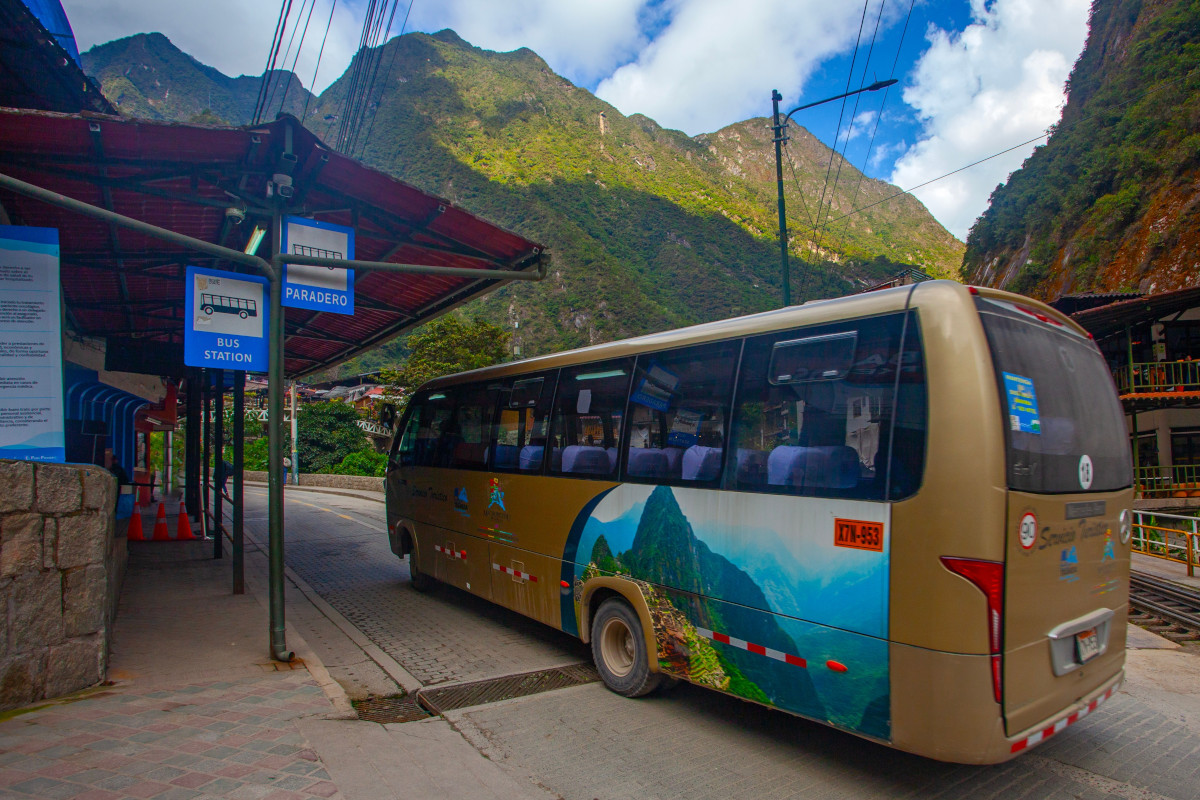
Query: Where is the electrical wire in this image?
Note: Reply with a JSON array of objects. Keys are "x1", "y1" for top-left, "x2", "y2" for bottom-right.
[
  {"x1": 356, "y1": 0, "x2": 415, "y2": 158},
  {"x1": 264, "y1": 0, "x2": 308, "y2": 116},
  {"x1": 821, "y1": 62, "x2": 1200, "y2": 229},
  {"x1": 345, "y1": 0, "x2": 403, "y2": 155},
  {"x1": 808, "y1": 0, "x2": 888, "y2": 275},
  {"x1": 846, "y1": 0, "x2": 915, "y2": 221},
  {"x1": 252, "y1": 1, "x2": 292, "y2": 124},
  {"x1": 800, "y1": 0, "x2": 870, "y2": 297},
  {"x1": 301, "y1": 0, "x2": 339, "y2": 124},
  {"x1": 275, "y1": 0, "x2": 320, "y2": 118}
]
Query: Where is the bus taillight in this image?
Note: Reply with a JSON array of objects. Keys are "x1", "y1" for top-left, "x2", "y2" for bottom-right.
[{"x1": 940, "y1": 556, "x2": 1005, "y2": 703}]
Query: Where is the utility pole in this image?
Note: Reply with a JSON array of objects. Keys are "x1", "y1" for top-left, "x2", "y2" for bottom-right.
[{"x1": 771, "y1": 79, "x2": 898, "y2": 308}]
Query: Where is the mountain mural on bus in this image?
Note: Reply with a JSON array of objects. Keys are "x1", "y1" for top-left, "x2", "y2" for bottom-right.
[{"x1": 569, "y1": 484, "x2": 890, "y2": 740}]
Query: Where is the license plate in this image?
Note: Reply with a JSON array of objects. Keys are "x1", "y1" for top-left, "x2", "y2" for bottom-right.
[{"x1": 1076, "y1": 628, "x2": 1100, "y2": 663}]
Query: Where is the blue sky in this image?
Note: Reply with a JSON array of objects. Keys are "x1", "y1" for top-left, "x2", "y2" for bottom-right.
[{"x1": 61, "y1": 0, "x2": 1091, "y2": 241}]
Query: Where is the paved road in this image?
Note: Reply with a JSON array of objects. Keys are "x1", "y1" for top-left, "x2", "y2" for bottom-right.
[{"x1": 249, "y1": 488, "x2": 1200, "y2": 800}]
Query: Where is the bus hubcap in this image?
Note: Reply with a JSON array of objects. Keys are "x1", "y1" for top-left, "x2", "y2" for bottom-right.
[{"x1": 600, "y1": 618, "x2": 635, "y2": 677}]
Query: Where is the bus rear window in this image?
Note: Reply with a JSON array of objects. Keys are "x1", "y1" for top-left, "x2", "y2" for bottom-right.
[{"x1": 976, "y1": 297, "x2": 1131, "y2": 493}]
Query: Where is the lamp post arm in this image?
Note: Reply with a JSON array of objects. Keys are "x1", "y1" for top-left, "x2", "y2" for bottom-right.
[{"x1": 782, "y1": 79, "x2": 899, "y2": 127}]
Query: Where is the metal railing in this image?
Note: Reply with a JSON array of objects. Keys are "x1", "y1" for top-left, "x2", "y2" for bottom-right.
[
  {"x1": 1116, "y1": 360, "x2": 1200, "y2": 394},
  {"x1": 1135, "y1": 465, "x2": 1200, "y2": 498},
  {"x1": 1132, "y1": 509, "x2": 1199, "y2": 576}
]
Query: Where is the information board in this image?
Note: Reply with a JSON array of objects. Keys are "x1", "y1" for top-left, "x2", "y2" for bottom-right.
[
  {"x1": 0, "y1": 226, "x2": 65, "y2": 462},
  {"x1": 184, "y1": 266, "x2": 269, "y2": 372},
  {"x1": 281, "y1": 216, "x2": 354, "y2": 314}
]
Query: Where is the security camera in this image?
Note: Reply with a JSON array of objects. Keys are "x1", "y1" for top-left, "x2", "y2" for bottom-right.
[{"x1": 225, "y1": 206, "x2": 246, "y2": 225}]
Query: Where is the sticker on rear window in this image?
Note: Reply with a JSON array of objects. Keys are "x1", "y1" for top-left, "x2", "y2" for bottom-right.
[{"x1": 1003, "y1": 372, "x2": 1040, "y2": 434}]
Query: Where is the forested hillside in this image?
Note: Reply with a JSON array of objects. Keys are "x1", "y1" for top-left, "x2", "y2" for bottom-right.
[
  {"x1": 82, "y1": 30, "x2": 964, "y2": 368},
  {"x1": 965, "y1": 0, "x2": 1200, "y2": 297}
]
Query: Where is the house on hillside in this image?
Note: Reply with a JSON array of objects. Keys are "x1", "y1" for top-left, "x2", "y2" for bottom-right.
[{"x1": 1058, "y1": 287, "x2": 1200, "y2": 507}]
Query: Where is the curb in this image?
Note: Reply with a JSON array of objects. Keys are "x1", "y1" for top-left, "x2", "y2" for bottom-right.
[{"x1": 244, "y1": 480, "x2": 385, "y2": 505}]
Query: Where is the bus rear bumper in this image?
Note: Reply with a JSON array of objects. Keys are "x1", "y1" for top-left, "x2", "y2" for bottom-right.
[{"x1": 1007, "y1": 671, "x2": 1123, "y2": 757}]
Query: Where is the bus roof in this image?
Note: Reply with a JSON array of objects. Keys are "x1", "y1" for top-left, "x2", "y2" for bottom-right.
[{"x1": 420, "y1": 280, "x2": 1081, "y2": 390}]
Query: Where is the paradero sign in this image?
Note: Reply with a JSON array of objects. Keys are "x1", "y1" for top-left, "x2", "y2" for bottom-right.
[
  {"x1": 184, "y1": 266, "x2": 269, "y2": 372},
  {"x1": 281, "y1": 216, "x2": 355, "y2": 315}
]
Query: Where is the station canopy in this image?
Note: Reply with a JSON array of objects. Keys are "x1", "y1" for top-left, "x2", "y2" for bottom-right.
[{"x1": 0, "y1": 108, "x2": 545, "y2": 377}]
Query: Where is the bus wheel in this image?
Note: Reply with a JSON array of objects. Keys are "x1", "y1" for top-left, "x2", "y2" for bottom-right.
[
  {"x1": 591, "y1": 597, "x2": 661, "y2": 697},
  {"x1": 239, "y1": 310, "x2": 248, "y2": 319},
  {"x1": 408, "y1": 553, "x2": 434, "y2": 592},
  {"x1": 202, "y1": 305, "x2": 214, "y2": 315}
]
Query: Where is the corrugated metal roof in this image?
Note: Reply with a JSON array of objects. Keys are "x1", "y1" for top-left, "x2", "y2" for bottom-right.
[
  {"x1": 0, "y1": 108, "x2": 544, "y2": 377},
  {"x1": 1070, "y1": 285, "x2": 1200, "y2": 341}
]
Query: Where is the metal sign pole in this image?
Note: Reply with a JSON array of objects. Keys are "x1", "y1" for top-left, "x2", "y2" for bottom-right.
[
  {"x1": 213, "y1": 368, "x2": 225, "y2": 559},
  {"x1": 233, "y1": 370, "x2": 245, "y2": 594},
  {"x1": 267, "y1": 209, "x2": 293, "y2": 662}
]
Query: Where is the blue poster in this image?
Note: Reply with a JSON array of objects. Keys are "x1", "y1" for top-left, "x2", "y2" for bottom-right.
[
  {"x1": 184, "y1": 266, "x2": 269, "y2": 372},
  {"x1": 1003, "y1": 371, "x2": 1040, "y2": 434},
  {"x1": 281, "y1": 216, "x2": 355, "y2": 314},
  {"x1": 0, "y1": 226, "x2": 65, "y2": 462}
]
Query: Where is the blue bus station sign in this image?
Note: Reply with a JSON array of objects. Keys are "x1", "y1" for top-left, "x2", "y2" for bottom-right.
[
  {"x1": 281, "y1": 216, "x2": 355, "y2": 314},
  {"x1": 184, "y1": 266, "x2": 269, "y2": 372}
]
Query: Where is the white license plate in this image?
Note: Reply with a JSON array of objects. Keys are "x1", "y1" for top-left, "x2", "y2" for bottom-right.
[{"x1": 1076, "y1": 628, "x2": 1101, "y2": 663}]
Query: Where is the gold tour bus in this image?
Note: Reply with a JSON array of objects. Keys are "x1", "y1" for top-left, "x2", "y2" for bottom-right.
[{"x1": 385, "y1": 280, "x2": 1132, "y2": 764}]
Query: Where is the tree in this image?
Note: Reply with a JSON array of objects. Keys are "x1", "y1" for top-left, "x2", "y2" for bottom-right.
[
  {"x1": 297, "y1": 401, "x2": 368, "y2": 473},
  {"x1": 379, "y1": 315, "x2": 511, "y2": 411}
]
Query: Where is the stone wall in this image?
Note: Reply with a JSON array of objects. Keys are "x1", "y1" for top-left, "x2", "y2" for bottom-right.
[
  {"x1": 244, "y1": 470, "x2": 384, "y2": 493},
  {"x1": 0, "y1": 460, "x2": 123, "y2": 709}
]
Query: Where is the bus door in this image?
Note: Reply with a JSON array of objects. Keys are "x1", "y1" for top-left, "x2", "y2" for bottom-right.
[
  {"x1": 486, "y1": 372, "x2": 563, "y2": 626},
  {"x1": 975, "y1": 296, "x2": 1132, "y2": 736}
]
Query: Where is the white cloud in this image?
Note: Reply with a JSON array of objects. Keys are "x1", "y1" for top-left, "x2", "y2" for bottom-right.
[
  {"x1": 62, "y1": 0, "x2": 361, "y2": 94},
  {"x1": 407, "y1": 0, "x2": 649, "y2": 87},
  {"x1": 889, "y1": 0, "x2": 1090, "y2": 240},
  {"x1": 595, "y1": 0, "x2": 891, "y2": 135}
]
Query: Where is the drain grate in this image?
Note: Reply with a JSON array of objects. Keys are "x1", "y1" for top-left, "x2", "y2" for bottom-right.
[
  {"x1": 417, "y1": 663, "x2": 599, "y2": 715},
  {"x1": 353, "y1": 694, "x2": 431, "y2": 724}
]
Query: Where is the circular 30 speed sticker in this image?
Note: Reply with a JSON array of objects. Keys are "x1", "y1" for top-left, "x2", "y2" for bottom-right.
[{"x1": 1019, "y1": 512, "x2": 1038, "y2": 550}]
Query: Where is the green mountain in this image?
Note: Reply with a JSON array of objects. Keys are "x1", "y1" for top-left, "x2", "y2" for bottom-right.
[
  {"x1": 82, "y1": 30, "x2": 963, "y2": 365},
  {"x1": 964, "y1": 0, "x2": 1200, "y2": 298},
  {"x1": 81, "y1": 32, "x2": 313, "y2": 124}
]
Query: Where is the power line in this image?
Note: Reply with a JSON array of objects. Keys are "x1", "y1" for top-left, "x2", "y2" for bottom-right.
[
  {"x1": 346, "y1": 0, "x2": 404, "y2": 155},
  {"x1": 846, "y1": 0, "x2": 916, "y2": 220},
  {"x1": 252, "y1": 1, "x2": 293, "y2": 125},
  {"x1": 822, "y1": 62, "x2": 1200, "y2": 229},
  {"x1": 275, "y1": 0, "x2": 321, "y2": 118},
  {"x1": 301, "y1": 0, "x2": 339, "y2": 124},
  {"x1": 357, "y1": 0, "x2": 415, "y2": 158},
  {"x1": 809, "y1": 0, "x2": 888, "y2": 274},
  {"x1": 800, "y1": 0, "x2": 870, "y2": 298}
]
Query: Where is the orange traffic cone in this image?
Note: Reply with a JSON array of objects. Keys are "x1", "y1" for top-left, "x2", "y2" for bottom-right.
[
  {"x1": 176, "y1": 505, "x2": 197, "y2": 541},
  {"x1": 152, "y1": 501, "x2": 171, "y2": 540},
  {"x1": 127, "y1": 500, "x2": 145, "y2": 541}
]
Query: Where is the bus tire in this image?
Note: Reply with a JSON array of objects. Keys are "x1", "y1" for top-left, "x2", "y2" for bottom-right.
[
  {"x1": 408, "y1": 552, "x2": 435, "y2": 593},
  {"x1": 591, "y1": 597, "x2": 661, "y2": 697},
  {"x1": 202, "y1": 305, "x2": 214, "y2": 315}
]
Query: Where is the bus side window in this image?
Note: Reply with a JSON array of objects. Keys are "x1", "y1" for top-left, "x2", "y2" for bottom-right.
[
  {"x1": 625, "y1": 341, "x2": 738, "y2": 485},
  {"x1": 491, "y1": 372, "x2": 558, "y2": 473},
  {"x1": 402, "y1": 391, "x2": 455, "y2": 468},
  {"x1": 887, "y1": 313, "x2": 927, "y2": 500},
  {"x1": 448, "y1": 382, "x2": 499, "y2": 470},
  {"x1": 728, "y1": 312, "x2": 919, "y2": 500},
  {"x1": 549, "y1": 359, "x2": 633, "y2": 479}
]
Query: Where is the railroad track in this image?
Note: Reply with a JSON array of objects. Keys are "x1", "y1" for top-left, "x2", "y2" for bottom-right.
[{"x1": 1129, "y1": 573, "x2": 1200, "y2": 641}]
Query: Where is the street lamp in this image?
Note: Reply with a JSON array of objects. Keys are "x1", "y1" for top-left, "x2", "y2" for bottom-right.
[{"x1": 772, "y1": 79, "x2": 898, "y2": 307}]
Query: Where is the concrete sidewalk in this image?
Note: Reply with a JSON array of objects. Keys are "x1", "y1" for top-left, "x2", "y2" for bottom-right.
[{"x1": 0, "y1": 500, "x2": 549, "y2": 800}]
